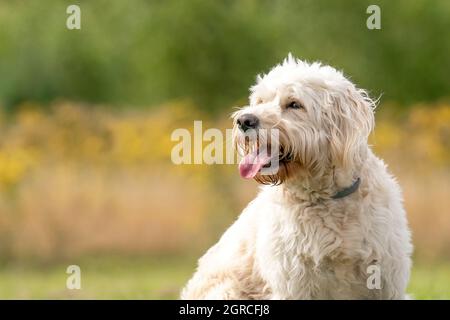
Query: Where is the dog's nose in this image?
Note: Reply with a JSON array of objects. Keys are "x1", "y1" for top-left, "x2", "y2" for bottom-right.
[{"x1": 237, "y1": 114, "x2": 259, "y2": 132}]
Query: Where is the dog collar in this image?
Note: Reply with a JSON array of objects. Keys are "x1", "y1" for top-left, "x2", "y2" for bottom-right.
[{"x1": 331, "y1": 177, "x2": 361, "y2": 199}]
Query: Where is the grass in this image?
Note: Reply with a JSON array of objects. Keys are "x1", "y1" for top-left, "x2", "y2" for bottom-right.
[
  {"x1": 408, "y1": 263, "x2": 450, "y2": 299},
  {"x1": 0, "y1": 256, "x2": 448, "y2": 299},
  {"x1": 0, "y1": 256, "x2": 195, "y2": 299}
]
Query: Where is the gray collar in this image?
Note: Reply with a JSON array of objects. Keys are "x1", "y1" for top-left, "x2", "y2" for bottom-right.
[{"x1": 331, "y1": 177, "x2": 361, "y2": 199}]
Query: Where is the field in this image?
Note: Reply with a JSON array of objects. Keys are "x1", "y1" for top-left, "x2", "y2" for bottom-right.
[
  {"x1": 0, "y1": 102, "x2": 449, "y2": 299},
  {"x1": 0, "y1": 257, "x2": 195, "y2": 299},
  {"x1": 0, "y1": 257, "x2": 449, "y2": 299}
]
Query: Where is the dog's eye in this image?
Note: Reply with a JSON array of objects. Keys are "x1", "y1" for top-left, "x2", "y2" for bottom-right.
[{"x1": 286, "y1": 101, "x2": 303, "y2": 109}]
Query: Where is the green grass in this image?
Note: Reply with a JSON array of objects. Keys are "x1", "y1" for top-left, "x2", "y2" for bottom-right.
[
  {"x1": 0, "y1": 256, "x2": 196, "y2": 299},
  {"x1": 408, "y1": 263, "x2": 450, "y2": 299},
  {"x1": 0, "y1": 257, "x2": 448, "y2": 299}
]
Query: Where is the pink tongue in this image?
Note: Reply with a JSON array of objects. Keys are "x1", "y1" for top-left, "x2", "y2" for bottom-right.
[{"x1": 239, "y1": 152, "x2": 272, "y2": 179}]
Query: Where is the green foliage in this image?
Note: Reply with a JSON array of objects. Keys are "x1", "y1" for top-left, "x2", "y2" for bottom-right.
[{"x1": 0, "y1": 0, "x2": 449, "y2": 112}]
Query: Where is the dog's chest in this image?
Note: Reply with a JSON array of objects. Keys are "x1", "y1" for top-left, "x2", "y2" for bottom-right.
[{"x1": 255, "y1": 201, "x2": 366, "y2": 299}]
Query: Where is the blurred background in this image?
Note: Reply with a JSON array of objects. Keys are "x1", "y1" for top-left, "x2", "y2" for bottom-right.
[{"x1": 0, "y1": 0, "x2": 449, "y2": 299}]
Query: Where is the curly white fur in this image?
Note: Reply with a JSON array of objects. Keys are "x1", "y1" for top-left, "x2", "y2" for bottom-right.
[{"x1": 181, "y1": 55, "x2": 412, "y2": 300}]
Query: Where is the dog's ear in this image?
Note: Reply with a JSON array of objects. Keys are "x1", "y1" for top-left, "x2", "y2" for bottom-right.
[{"x1": 326, "y1": 86, "x2": 375, "y2": 170}]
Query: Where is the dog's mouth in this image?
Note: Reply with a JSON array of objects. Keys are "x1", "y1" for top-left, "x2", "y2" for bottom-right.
[{"x1": 238, "y1": 145, "x2": 292, "y2": 179}]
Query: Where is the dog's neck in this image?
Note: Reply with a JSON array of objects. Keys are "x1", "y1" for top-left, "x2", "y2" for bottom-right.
[{"x1": 281, "y1": 159, "x2": 364, "y2": 203}]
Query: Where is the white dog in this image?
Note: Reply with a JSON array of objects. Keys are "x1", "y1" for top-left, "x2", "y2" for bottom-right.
[{"x1": 181, "y1": 55, "x2": 412, "y2": 299}]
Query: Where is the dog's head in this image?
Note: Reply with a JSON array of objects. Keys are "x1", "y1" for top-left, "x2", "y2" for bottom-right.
[{"x1": 232, "y1": 55, "x2": 375, "y2": 185}]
